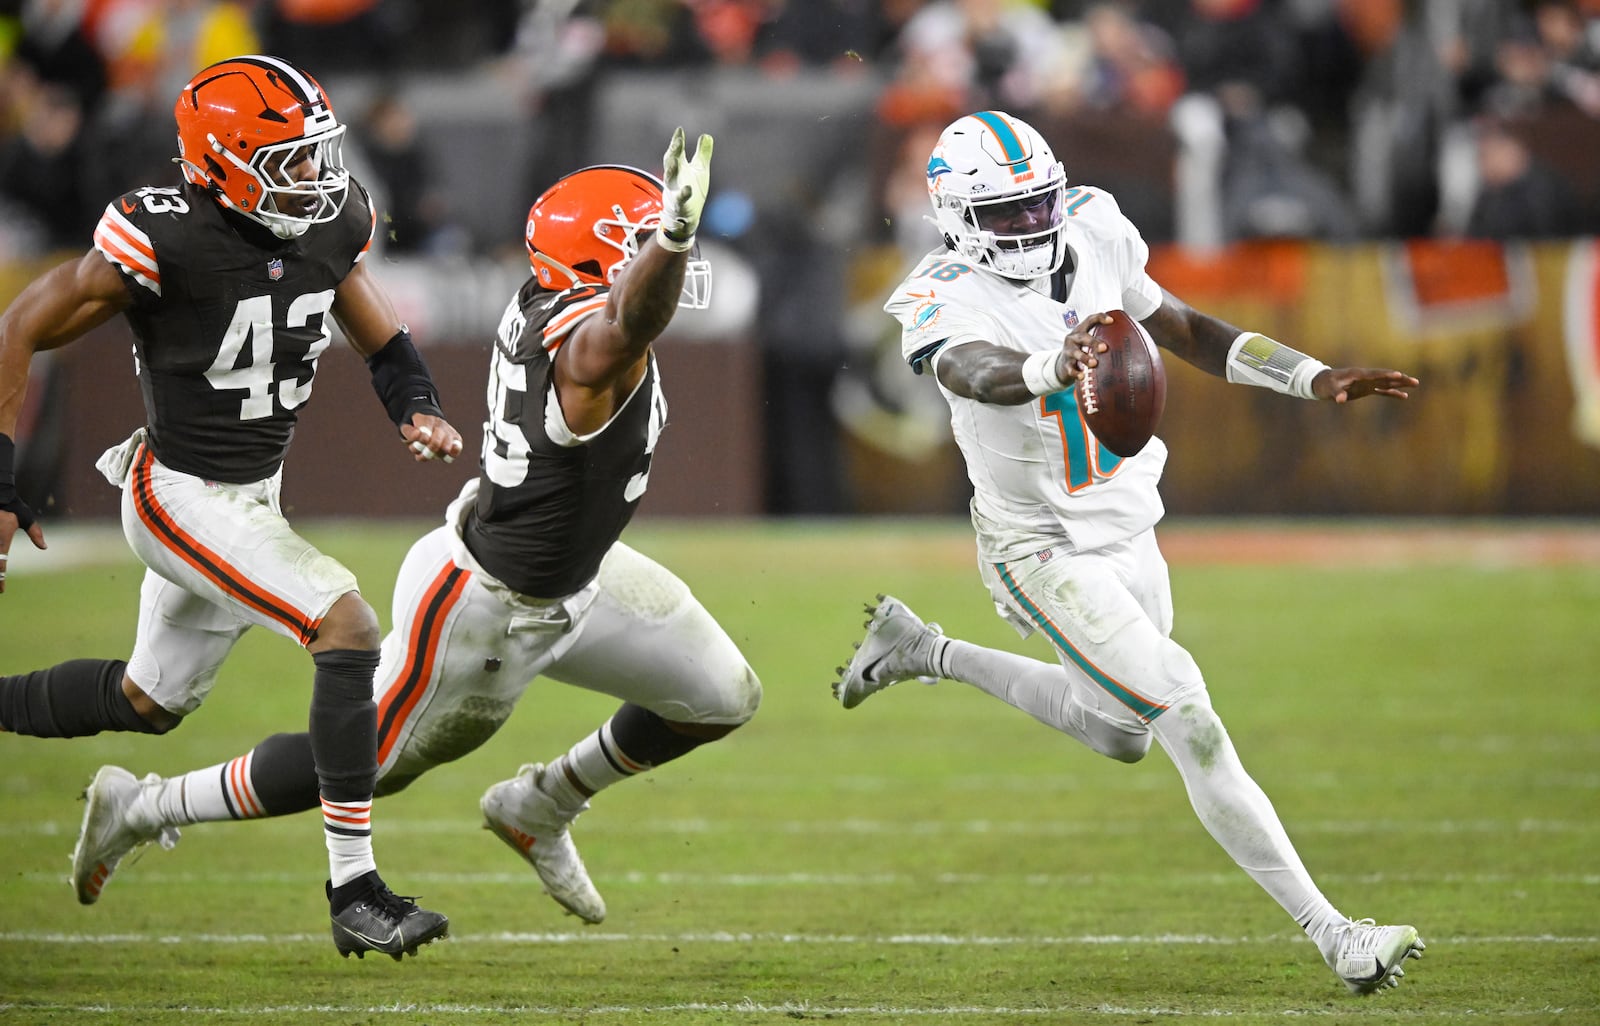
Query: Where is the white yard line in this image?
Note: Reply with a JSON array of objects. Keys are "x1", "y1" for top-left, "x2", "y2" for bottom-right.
[
  {"x1": 0, "y1": 1000, "x2": 1591, "y2": 1019},
  {"x1": 1, "y1": 930, "x2": 1595, "y2": 946},
  {"x1": 18, "y1": 869, "x2": 1600, "y2": 888},
  {"x1": 14, "y1": 815, "x2": 1591, "y2": 839}
]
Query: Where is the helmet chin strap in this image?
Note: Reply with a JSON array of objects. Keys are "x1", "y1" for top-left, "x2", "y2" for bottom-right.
[
  {"x1": 261, "y1": 213, "x2": 309, "y2": 240},
  {"x1": 531, "y1": 251, "x2": 582, "y2": 290}
]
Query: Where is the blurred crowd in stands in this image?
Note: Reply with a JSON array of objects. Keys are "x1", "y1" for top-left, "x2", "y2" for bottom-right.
[
  {"x1": 2, "y1": 0, "x2": 1597, "y2": 260},
  {"x1": 2, "y1": 0, "x2": 1598, "y2": 516}
]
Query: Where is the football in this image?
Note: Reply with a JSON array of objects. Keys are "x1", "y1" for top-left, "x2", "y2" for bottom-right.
[{"x1": 1080, "y1": 309, "x2": 1166, "y2": 457}]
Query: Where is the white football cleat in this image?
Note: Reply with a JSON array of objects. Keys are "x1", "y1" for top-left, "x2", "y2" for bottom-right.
[
  {"x1": 832, "y1": 594, "x2": 943, "y2": 710},
  {"x1": 70, "y1": 765, "x2": 179, "y2": 905},
  {"x1": 480, "y1": 763, "x2": 606, "y2": 924},
  {"x1": 1330, "y1": 918, "x2": 1425, "y2": 994}
]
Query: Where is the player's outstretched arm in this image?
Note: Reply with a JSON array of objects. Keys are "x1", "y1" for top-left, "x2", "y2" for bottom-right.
[
  {"x1": 1141, "y1": 288, "x2": 1417, "y2": 402},
  {"x1": 332, "y1": 261, "x2": 464, "y2": 464},
  {"x1": 0, "y1": 251, "x2": 131, "y2": 584},
  {"x1": 557, "y1": 127, "x2": 712, "y2": 432}
]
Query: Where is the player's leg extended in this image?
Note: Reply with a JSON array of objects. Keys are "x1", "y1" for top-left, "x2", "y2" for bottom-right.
[
  {"x1": 0, "y1": 655, "x2": 178, "y2": 736},
  {"x1": 65, "y1": 543, "x2": 402, "y2": 905},
  {"x1": 1105, "y1": 530, "x2": 1423, "y2": 994},
  {"x1": 538, "y1": 542, "x2": 760, "y2": 793},
  {"x1": 66, "y1": 570, "x2": 251, "y2": 903},
  {"x1": 973, "y1": 543, "x2": 1179, "y2": 761},
  {"x1": 68, "y1": 731, "x2": 318, "y2": 904},
  {"x1": 119, "y1": 445, "x2": 443, "y2": 957},
  {"x1": 482, "y1": 542, "x2": 761, "y2": 923},
  {"x1": 1149, "y1": 692, "x2": 1423, "y2": 992},
  {"x1": 834, "y1": 553, "x2": 1151, "y2": 762},
  {"x1": 1002, "y1": 537, "x2": 1359, "y2": 967},
  {"x1": 369, "y1": 522, "x2": 612, "y2": 923}
]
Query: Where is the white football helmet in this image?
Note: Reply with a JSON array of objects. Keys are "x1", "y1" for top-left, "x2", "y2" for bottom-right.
[{"x1": 925, "y1": 111, "x2": 1068, "y2": 280}]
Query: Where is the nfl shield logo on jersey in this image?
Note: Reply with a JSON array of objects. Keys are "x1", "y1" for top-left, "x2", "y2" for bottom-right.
[
  {"x1": 268, "y1": 258, "x2": 284, "y2": 281},
  {"x1": 1062, "y1": 310, "x2": 1078, "y2": 330}
]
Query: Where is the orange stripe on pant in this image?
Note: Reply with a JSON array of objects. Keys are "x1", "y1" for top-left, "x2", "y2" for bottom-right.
[
  {"x1": 131, "y1": 447, "x2": 323, "y2": 644},
  {"x1": 375, "y1": 563, "x2": 473, "y2": 765}
]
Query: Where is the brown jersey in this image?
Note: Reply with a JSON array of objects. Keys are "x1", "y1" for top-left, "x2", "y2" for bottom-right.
[
  {"x1": 463, "y1": 276, "x2": 666, "y2": 598},
  {"x1": 92, "y1": 179, "x2": 376, "y2": 483}
]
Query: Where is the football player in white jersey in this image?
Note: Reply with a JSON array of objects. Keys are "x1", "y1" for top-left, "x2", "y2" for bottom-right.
[
  {"x1": 59, "y1": 128, "x2": 760, "y2": 928},
  {"x1": 837, "y1": 110, "x2": 1425, "y2": 996}
]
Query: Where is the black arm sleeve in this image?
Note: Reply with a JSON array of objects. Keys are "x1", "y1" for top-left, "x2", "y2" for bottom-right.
[
  {"x1": 366, "y1": 329, "x2": 445, "y2": 426},
  {"x1": 0, "y1": 433, "x2": 37, "y2": 530}
]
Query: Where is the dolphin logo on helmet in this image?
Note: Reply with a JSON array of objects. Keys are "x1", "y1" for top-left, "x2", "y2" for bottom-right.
[{"x1": 924, "y1": 110, "x2": 1069, "y2": 280}]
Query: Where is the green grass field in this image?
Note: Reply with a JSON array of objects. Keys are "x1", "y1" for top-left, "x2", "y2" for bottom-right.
[{"x1": 2, "y1": 519, "x2": 1598, "y2": 1025}]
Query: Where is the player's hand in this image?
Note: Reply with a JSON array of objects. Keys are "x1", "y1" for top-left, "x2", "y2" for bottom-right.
[
  {"x1": 0, "y1": 509, "x2": 48, "y2": 596},
  {"x1": 402, "y1": 414, "x2": 464, "y2": 464},
  {"x1": 660, "y1": 127, "x2": 713, "y2": 247},
  {"x1": 1057, "y1": 312, "x2": 1113, "y2": 382},
  {"x1": 1312, "y1": 367, "x2": 1419, "y2": 403}
]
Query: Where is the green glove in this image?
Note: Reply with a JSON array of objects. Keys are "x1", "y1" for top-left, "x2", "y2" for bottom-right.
[{"x1": 659, "y1": 126, "x2": 713, "y2": 252}]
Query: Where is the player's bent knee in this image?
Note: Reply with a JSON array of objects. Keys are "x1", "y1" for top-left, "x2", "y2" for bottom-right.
[
  {"x1": 124, "y1": 676, "x2": 182, "y2": 734},
  {"x1": 375, "y1": 772, "x2": 419, "y2": 798},
  {"x1": 1092, "y1": 723, "x2": 1152, "y2": 764},
  {"x1": 1159, "y1": 638, "x2": 1205, "y2": 695},
  {"x1": 308, "y1": 592, "x2": 381, "y2": 653},
  {"x1": 710, "y1": 661, "x2": 762, "y2": 725},
  {"x1": 660, "y1": 657, "x2": 761, "y2": 727}
]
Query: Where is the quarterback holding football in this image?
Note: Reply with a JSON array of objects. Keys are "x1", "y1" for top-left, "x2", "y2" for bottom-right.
[{"x1": 842, "y1": 109, "x2": 1423, "y2": 995}]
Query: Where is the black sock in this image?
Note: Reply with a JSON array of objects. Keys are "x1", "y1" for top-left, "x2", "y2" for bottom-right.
[
  {"x1": 327, "y1": 870, "x2": 383, "y2": 912},
  {"x1": 247, "y1": 732, "x2": 321, "y2": 816},
  {"x1": 307, "y1": 649, "x2": 380, "y2": 802},
  {"x1": 0, "y1": 659, "x2": 167, "y2": 736},
  {"x1": 608, "y1": 703, "x2": 712, "y2": 766}
]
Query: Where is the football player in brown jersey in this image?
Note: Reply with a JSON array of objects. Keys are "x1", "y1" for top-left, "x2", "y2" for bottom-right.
[
  {"x1": 45, "y1": 127, "x2": 759, "y2": 930},
  {"x1": 0, "y1": 56, "x2": 461, "y2": 960}
]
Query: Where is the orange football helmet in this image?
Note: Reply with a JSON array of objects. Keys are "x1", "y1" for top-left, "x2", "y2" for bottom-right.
[
  {"x1": 174, "y1": 55, "x2": 349, "y2": 239},
  {"x1": 524, "y1": 165, "x2": 711, "y2": 309}
]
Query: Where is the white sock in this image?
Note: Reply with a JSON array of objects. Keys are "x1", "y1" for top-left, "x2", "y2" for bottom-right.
[
  {"x1": 150, "y1": 753, "x2": 266, "y2": 826},
  {"x1": 1151, "y1": 694, "x2": 1346, "y2": 956},
  {"x1": 542, "y1": 720, "x2": 645, "y2": 811},
  {"x1": 320, "y1": 797, "x2": 375, "y2": 888}
]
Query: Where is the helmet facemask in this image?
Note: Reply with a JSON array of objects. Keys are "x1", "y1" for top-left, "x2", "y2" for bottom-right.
[
  {"x1": 926, "y1": 111, "x2": 1071, "y2": 280},
  {"x1": 245, "y1": 125, "x2": 349, "y2": 238},
  {"x1": 947, "y1": 176, "x2": 1062, "y2": 278},
  {"x1": 594, "y1": 204, "x2": 713, "y2": 310},
  {"x1": 534, "y1": 200, "x2": 712, "y2": 310}
]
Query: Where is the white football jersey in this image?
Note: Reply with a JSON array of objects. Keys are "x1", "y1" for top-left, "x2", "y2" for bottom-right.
[{"x1": 884, "y1": 186, "x2": 1169, "y2": 560}]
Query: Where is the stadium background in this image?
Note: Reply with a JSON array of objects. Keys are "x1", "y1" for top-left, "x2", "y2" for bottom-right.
[{"x1": 3, "y1": 0, "x2": 1600, "y2": 523}]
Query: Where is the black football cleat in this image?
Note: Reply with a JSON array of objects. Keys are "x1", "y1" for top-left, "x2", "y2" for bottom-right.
[{"x1": 327, "y1": 873, "x2": 449, "y2": 961}]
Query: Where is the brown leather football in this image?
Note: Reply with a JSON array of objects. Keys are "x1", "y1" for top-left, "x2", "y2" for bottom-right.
[{"x1": 1081, "y1": 310, "x2": 1166, "y2": 457}]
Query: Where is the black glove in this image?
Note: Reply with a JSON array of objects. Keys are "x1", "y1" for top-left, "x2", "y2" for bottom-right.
[{"x1": 0, "y1": 433, "x2": 37, "y2": 530}]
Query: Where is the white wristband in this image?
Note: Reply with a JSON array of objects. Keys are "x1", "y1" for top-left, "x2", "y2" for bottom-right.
[
  {"x1": 656, "y1": 227, "x2": 694, "y2": 253},
  {"x1": 1225, "y1": 332, "x2": 1330, "y2": 400},
  {"x1": 1021, "y1": 349, "x2": 1067, "y2": 396}
]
